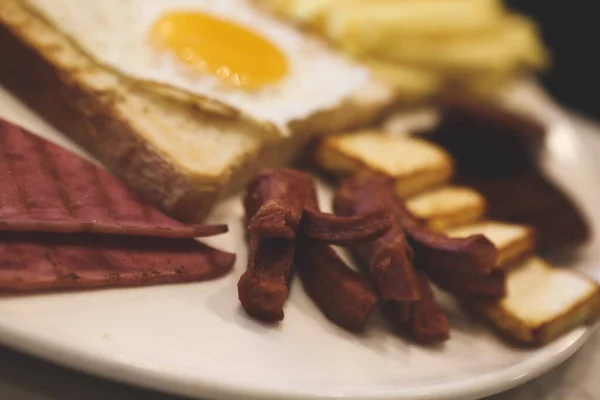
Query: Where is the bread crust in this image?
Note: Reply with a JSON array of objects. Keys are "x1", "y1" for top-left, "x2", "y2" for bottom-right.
[{"x1": 0, "y1": 0, "x2": 394, "y2": 221}]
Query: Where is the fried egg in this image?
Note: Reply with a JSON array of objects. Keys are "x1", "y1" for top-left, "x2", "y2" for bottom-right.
[{"x1": 24, "y1": 0, "x2": 370, "y2": 129}]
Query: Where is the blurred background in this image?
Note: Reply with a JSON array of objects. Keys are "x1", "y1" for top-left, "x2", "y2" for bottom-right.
[{"x1": 506, "y1": 1, "x2": 599, "y2": 119}]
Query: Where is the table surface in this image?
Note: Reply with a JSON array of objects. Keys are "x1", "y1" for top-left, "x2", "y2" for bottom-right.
[{"x1": 0, "y1": 112, "x2": 599, "y2": 400}]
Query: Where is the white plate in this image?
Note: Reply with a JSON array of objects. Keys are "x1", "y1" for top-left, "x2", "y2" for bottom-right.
[{"x1": 0, "y1": 82, "x2": 599, "y2": 400}]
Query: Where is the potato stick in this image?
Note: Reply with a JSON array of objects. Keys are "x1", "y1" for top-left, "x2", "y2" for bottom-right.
[
  {"x1": 367, "y1": 16, "x2": 546, "y2": 74},
  {"x1": 505, "y1": 15, "x2": 549, "y2": 70},
  {"x1": 371, "y1": 32, "x2": 518, "y2": 75},
  {"x1": 324, "y1": 0, "x2": 504, "y2": 50}
]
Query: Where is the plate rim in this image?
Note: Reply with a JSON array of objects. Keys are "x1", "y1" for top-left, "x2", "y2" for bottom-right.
[{"x1": 0, "y1": 317, "x2": 595, "y2": 400}]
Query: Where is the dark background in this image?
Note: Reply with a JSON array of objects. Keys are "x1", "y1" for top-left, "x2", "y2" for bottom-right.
[{"x1": 507, "y1": 1, "x2": 599, "y2": 119}]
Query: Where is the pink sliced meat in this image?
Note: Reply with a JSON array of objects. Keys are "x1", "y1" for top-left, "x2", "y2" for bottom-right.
[
  {"x1": 0, "y1": 120, "x2": 226, "y2": 237},
  {"x1": 0, "y1": 232, "x2": 236, "y2": 292}
]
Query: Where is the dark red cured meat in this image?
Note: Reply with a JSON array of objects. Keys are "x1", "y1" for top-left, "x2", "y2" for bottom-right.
[
  {"x1": 301, "y1": 180, "x2": 391, "y2": 246},
  {"x1": 384, "y1": 272, "x2": 450, "y2": 345},
  {"x1": 238, "y1": 235, "x2": 296, "y2": 322},
  {"x1": 301, "y1": 207, "x2": 391, "y2": 246},
  {"x1": 297, "y1": 183, "x2": 381, "y2": 331},
  {"x1": 434, "y1": 96, "x2": 546, "y2": 174},
  {"x1": 335, "y1": 178, "x2": 449, "y2": 343},
  {"x1": 239, "y1": 170, "x2": 312, "y2": 321},
  {"x1": 0, "y1": 120, "x2": 227, "y2": 238},
  {"x1": 334, "y1": 180, "x2": 419, "y2": 303},
  {"x1": 0, "y1": 232, "x2": 235, "y2": 292},
  {"x1": 405, "y1": 271, "x2": 451, "y2": 344},
  {"x1": 356, "y1": 225, "x2": 419, "y2": 303},
  {"x1": 428, "y1": 101, "x2": 589, "y2": 249},
  {"x1": 422, "y1": 265, "x2": 506, "y2": 299},
  {"x1": 334, "y1": 176, "x2": 508, "y2": 344},
  {"x1": 337, "y1": 175, "x2": 497, "y2": 274},
  {"x1": 242, "y1": 169, "x2": 390, "y2": 243},
  {"x1": 343, "y1": 177, "x2": 504, "y2": 300},
  {"x1": 456, "y1": 172, "x2": 590, "y2": 249},
  {"x1": 239, "y1": 169, "x2": 387, "y2": 323},
  {"x1": 295, "y1": 238, "x2": 378, "y2": 331},
  {"x1": 336, "y1": 175, "x2": 504, "y2": 288},
  {"x1": 243, "y1": 169, "x2": 313, "y2": 238}
]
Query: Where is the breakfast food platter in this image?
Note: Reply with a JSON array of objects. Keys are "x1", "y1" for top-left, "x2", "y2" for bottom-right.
[
  {"x1": 1, "y1": 0, "x2": 600, "y2": 399},
  {"x1": 0, "y1": 82, "x2": 599, "y2": 400}
]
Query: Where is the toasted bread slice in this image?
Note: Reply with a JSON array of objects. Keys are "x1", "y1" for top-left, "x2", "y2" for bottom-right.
[
  {"x1": 464, "y1": 257, "x2": 600, "y2": 345},
  {"x1": 406, "y1": 186, "x2": 486, "y2": 231},
  {"x1": 444, "y1": 221, "x2": 535, "y2": 267},
  {"x1": 0, "y1": 0, "x2": 394, "y2": 222},
  {"x1": 314, "y1": 131, "x2": 454, "y2": 196}
]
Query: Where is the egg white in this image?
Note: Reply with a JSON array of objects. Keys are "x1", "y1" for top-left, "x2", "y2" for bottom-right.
[{"x1": 25, "y1": 0, "x2": 370, "y2": 128}]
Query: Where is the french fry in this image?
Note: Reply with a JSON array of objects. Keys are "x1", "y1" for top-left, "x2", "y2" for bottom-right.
[
  {"x1": 442, "y1": 17, "x2": 548, "y2": 96},
  {"x1": 505, "y1": 15, "x2": 549, "y2": 70},
  {"x1": 346, "y1": 15, "x2": 547, "y2": 76},
  {"x1": 323, "y1": 0, "x2": 504, "y2": 52},
  {"x1": 368, "y1": 21, "x2": 532, "y2": 75}
]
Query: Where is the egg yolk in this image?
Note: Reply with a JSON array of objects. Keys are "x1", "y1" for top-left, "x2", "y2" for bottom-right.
[{"x1": 151, "y1": 12, "x2": 288, "y2": 88}]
